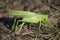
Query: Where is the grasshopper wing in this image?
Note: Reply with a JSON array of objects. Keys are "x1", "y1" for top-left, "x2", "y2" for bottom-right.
[{"x1": 9, "y1": 10, "x2": 37, "y2": 17}]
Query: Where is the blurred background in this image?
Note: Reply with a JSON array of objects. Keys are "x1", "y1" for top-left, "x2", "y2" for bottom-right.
[{"x1": 0, "y1": 0, "x2": 60, "y2": 40}]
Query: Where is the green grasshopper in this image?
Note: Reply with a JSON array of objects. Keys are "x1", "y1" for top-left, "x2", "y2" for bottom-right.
[{"x1": 9, "y1": 10, "x2": 49, "y2": 35}]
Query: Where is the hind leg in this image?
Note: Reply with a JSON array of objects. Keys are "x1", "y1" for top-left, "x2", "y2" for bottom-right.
[{"x1": 15, "y1": 20, "x2": 25, "y2": 35}]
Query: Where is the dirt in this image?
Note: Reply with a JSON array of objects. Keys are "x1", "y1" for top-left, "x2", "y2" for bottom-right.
[{"x1": 0, "y1": 0, "x2": 60, "y2": 40}]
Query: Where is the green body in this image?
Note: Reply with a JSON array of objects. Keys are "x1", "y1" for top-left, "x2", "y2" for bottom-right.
[
  {"x1": 9, "y1": 10, "x2": 49, "y2": 34},
  {"x1": 9, "y1": 10, "x2": 49, "y2": 23}
]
